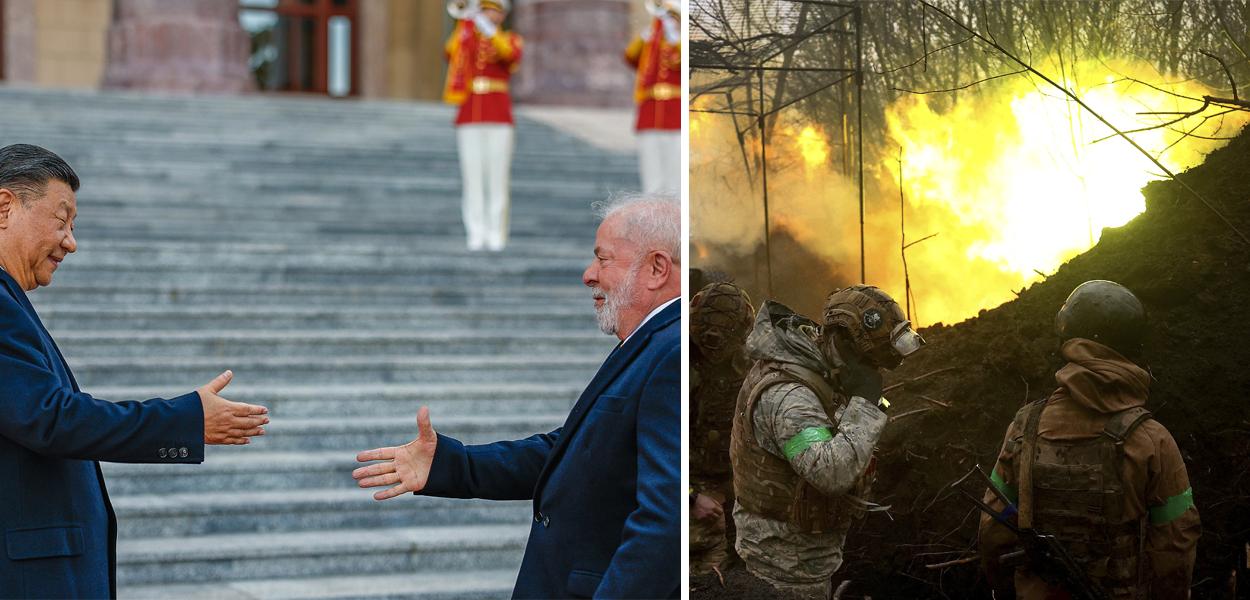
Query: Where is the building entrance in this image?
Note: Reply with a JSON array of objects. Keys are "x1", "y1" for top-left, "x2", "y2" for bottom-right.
[{"x1": 241, "y1": 0, "x2": 359, "y2": 96}]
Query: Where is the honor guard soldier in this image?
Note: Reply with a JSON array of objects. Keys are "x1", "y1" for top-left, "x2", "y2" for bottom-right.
[
  {"x1": 979, "y1": 280, "x2": 1200, "y2": 599},
  {"x1": 731, "y1": 286, "x2": 925, "y2": 597},
  {"x1": 625, "y1": 1, "x2": 681, "y2": 194},
  {"x1": 444, "y1": 0, "x2": 522, "y2": 251}
]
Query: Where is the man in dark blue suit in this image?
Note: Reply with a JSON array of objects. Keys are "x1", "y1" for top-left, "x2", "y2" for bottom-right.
[
  {"x1": 355, "y1": 193, "x2": 681, "y2": 599},
  {"x1": 0, "y1": 144, "x2": 271, "y2": 599}
]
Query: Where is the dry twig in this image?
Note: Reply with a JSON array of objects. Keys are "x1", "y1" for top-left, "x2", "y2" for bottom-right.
[{"x1": 925, "y1": 555, "x2": 982, "y2": 569}]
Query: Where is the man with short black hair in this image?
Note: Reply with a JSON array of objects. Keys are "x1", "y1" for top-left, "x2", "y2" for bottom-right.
[
  {"x1": 0, "y1": 143, "x2": 270, "y2": 598},
  {"x1": 355, "y1": 193, "x2": 681, "y2": 599}
]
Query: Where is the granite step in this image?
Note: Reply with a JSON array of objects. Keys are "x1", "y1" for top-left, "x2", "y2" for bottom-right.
[
  {"x1": 119, "y1": 569, "x2": 517, "y2": 600},
  {"x1": 29, "y1": 282, "x2": 587, "y2": 307},
  {"x1": 66, "y1": 354, "x2": 604, "y2": 386},
  {"x1": 115, "y1": 525, "x2": 528, "y2": 586},
  {"x1": 54, "y1": 330, "x2": 608, "y2": 359},
  {"x1": 86, "y1": 383, "x2": 581, "y2": 417},
  {"x1": 232, "y1": 414, "x2": 566, "y2": 452},
  {"x1": 112, "y1": 489, "x2": 531, "y2": 538},
  {"x1": 38, "y1": 305, "x2": 596, "y2": 332}
]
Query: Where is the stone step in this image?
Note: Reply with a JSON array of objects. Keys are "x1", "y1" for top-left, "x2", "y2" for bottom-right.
[
  {"x1": 54, "y1": 330, "x2": 609, "y2": 359},
  {"x1": 55, "y1": 252, "x2": 589, "y2": 272},
  {"x1": 115, "y1": 525, "x2": 528, "y2": 586},
  {"x1": 119, "y1": 569, "x2": 517, "y2": 600},
  {"x1": 69, "y1": 226, "x2": 594, "y2": 247},
  {"x1": 49, "y1": 263, "x2": 585, "y2": 287},
  {"x1": 85, "y1": 383, "x2": 581, "y2": 418},
  {"x1": 28, "y1": 282, "x2": 586, "y2": 307},
  {"x1": 59, "y1": 238, "x2": 588, "y2": 259},
  {"x1": 113, "y1": 489, "x2": 531, "y2": 538},
  {"x1": 99, "y1": 451, "x2": 409, "y2": 495},
  {"x1": 68, "y1": 200, "x2": 595, "y2": 219},
  {"x1": 39, "y1": 305, "x2": 596, "y2": 331},
  {"x1": 223, "y1": 414, "x2": 566, "y2": 452},
  {"x1": 0, "y1": 128, "x2": 632, "y2": 165},
  {"x1": 66, "y1": 354, "x2": 603, "y2": 386}
]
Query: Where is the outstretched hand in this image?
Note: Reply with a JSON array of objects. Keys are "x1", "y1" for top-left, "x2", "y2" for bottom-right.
[
  {"x1": 198, "y1": 370, "x2": 269, "y2": 445},
  {"x1": 353, "y1": 406, "x2": 438, "y2": 501}
]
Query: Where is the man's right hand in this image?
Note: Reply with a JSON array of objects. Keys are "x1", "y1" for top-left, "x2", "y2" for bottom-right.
[
  {"x1": 353, "y1": 406, "x2": 439, "y2": 501},
  {"x1": 198, "y1": 370, "x2": 269, "y2": 445}
]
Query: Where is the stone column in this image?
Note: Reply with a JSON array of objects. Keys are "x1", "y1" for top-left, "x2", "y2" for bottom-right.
[
  {"x1": 3, "y1": 0, "x2": 38, "y2": 82},
  {"x1": 512, "y1": 0, "x2": 634, "y2": 107},
  {"x1": 103, "y1": 0, "x2": 254, "y2": 93}
]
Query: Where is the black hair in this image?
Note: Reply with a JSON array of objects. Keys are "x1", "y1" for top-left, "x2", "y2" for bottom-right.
[{"x1": 0, "y1": 144, "x2": 81, "y2": 205}]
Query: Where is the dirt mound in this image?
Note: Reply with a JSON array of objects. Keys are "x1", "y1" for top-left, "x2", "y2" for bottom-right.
[{"x1": 693, "y1": 126, "x2": 1250, "y2": 599}]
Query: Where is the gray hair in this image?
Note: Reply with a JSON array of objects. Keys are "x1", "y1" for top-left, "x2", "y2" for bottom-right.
[
  {"x1": 593, "y1": 192, "x2": 681, "y2": 263},
  {"x1": 0, "y1": 144, "x2": 80, "y2": 205}
]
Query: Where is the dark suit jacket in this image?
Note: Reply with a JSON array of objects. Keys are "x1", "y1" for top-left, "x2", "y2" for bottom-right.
[
  {"x1": 0, "y1": 270, "x2": 204, "y2": 599},
  {"x1": 422, "y1": 300, "x2": 680, "y2": 599}
]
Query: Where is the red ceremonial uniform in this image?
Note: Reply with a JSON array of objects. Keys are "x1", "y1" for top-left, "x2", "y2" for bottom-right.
[
  {"x1": 444, "y1": 20, "x2": 523, "y2": 125},
  {"x1": 625, "y1": 18, "x2": 681, "y2": 132}
]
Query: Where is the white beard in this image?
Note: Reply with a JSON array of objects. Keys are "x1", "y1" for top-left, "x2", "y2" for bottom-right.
[{"x1": 593, "y1": 263, "x2": 641, "y2": 336}]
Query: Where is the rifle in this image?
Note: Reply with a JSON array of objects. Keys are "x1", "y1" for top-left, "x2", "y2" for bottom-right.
[{"x1": 953, "y1": 465, "x2": 1111, "y2": 600}]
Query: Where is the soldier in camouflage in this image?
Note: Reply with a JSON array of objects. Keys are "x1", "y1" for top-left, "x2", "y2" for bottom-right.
[
  {"x1": 979, "y1": 281, "x2": 1200, "y2": 599},
  {"x1": 689, "y1": 282, "x2": 755, "y2": 576},
  {"x1": 730, "y1": 285, "x2": 925, "y2": 597}
]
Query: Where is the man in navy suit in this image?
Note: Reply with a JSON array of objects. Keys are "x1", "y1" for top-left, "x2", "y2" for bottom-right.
[
  {"x1": 355, "y1": 193, "x2": 680, "y2": 599},
  {"x1": 0, "y1": 144, "x2": 271, "y2": 598}
]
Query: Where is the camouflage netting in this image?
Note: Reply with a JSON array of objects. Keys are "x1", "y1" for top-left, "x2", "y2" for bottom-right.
[{"x1": 693, "y1": 125, "x2": 1250, "y2": 599}]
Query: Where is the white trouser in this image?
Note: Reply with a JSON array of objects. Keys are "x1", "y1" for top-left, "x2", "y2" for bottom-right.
[
  {"x1": 457, "y1": 124, "x2": 515, "y2": 250},
  {"x1": 637, "y1": 129, "x2": 681, "y2": 195}
]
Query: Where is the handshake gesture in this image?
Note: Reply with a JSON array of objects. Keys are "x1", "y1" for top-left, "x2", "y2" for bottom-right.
[
  {"x1": 196, "y1": 370, "x2": 269, "y2": 445},
  {"x1": 353, "y1": 406, "x2": 439, "y2": 500}
]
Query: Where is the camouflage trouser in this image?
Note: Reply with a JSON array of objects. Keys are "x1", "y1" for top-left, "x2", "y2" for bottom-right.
[{"x1": 690, "y1": 478, "x2": 733, "y2": 576}]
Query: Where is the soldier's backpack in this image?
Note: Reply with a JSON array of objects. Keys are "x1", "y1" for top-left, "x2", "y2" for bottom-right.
[{"x1": 1014, "y1": 400, "x2": 1153, "y2": 599}]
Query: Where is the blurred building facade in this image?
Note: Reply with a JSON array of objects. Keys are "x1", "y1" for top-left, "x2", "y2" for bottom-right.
[{"x1": 0, "y1": 0, "x2": 653, "y2": 107}]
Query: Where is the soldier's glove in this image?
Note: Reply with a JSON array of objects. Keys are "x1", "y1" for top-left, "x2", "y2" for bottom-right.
[
  {"x1": 840, "y1": 357, "x2": 883, "y2": 404},
  {"x1": 473, "y1": 14, "x2": 499, "y2": 37}
]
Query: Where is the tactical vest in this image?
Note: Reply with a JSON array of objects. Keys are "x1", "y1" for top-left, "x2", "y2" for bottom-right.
[
  {"x1": 730, "y1": 360, "x2": 869, "y2": 533},
  {"x1": 1013, "y1": 400, "x2": 1153, "y2": 599},
  {"x1": 690, "y1": 354, "x2": 748, "y2": 480}
]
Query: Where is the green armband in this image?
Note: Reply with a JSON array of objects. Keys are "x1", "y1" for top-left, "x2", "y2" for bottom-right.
[
  {"x1": 782, "y1": 427, "x2": 834, "y2": 461},
  {"x1": 1149, "y1": 487, "x2": 1194, "y2": 525},
  {"x1": 989, "y1": 468, "x2": 1018, "y2": 506}
]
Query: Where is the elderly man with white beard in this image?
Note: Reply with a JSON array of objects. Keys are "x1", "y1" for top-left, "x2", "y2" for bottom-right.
[{"x1": 354, "y1": 193, "x2": 681, "y2": 599}]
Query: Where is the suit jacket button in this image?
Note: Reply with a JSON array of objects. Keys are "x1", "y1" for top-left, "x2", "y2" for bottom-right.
[
  {"x1": 179, "y1": 447, "x2": 188, "y2": 458},
  {"x1": 534, "y1": 512, "x2": 542, "y2": 523},
  {"x1": 542, "y1": 516, "x2": 550, "y2": 527},
  {"x1": 158, "y1": 448, "x2": 167, "y2": 458}
]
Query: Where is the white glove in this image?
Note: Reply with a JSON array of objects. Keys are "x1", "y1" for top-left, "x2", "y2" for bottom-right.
[
  {"x1": 473, "y1": 13, "x2": 498, "y2": 37},
  {"x1": 661, "y1": 15, "x2": 680, "y2": 44}
]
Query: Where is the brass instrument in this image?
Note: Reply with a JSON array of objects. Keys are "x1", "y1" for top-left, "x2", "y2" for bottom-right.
[{"x1": 447, "y1": 0, "x2": 480, "y2": 20}]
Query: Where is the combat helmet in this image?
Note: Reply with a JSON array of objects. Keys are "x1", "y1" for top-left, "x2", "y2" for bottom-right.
[
  {"x1": 690, "y1": 282, "x2": 755, "y2": 364},
  {"x1": 821, "y1": 284, "x2": 924, "y2": 369},
  {"x1": 1056, "y1": 280, "x2": 1146, "y2": 359}
]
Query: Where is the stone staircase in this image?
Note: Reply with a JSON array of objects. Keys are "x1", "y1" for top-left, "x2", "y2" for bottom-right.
[{"x1": 0, "y1": 86, "x2": 634, "y2": 598}]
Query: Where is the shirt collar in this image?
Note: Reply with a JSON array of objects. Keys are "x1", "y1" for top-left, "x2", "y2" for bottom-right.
[{"x1": 622, "y1": 296, "x2": 679, "y2": 347}]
